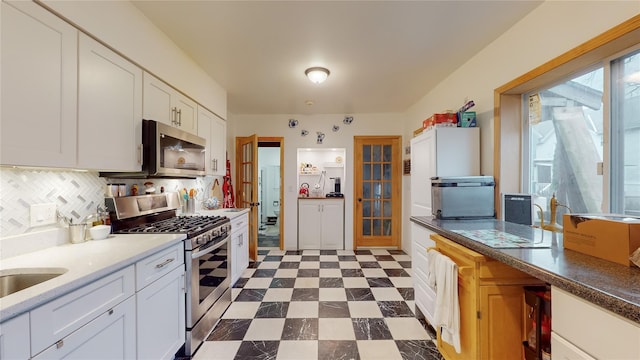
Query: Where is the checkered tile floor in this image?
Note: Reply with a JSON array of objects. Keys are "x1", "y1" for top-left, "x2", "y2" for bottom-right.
[{"x1": 193, "y1": 249, "x2": 443, "y2": 360}]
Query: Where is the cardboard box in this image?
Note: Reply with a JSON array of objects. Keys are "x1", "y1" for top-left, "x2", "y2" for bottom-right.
[
  {"x1": 458, "y1": 111, "x2": 477, "y2": 127},
  {"x1": 423, "y1": 113, "x2": 457, "y2": 129},
  {"x1": 563, "y1": 214, "x2": 640, "y2": 266}
]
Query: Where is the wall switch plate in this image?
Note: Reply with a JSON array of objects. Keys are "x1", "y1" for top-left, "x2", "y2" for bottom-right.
[{"x1": 30, "y1": 203, "x2": 57, "y2": 227}]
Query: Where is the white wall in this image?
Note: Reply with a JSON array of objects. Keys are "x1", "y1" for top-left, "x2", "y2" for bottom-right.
[
  {"x1": 41, "y1": 0, "x2": 227, "y2": 119},
  {"x1": 232, "y1": 113, "x2": 407, "y2": 251},
  {"x1": 402, "y1": 1, "x2": 640, "y2": 254}
]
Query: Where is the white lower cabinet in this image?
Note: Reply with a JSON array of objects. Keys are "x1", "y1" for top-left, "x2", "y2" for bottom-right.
[
  {"x1": 230, "y1": 213, "x2": 250, "y2": 286},
  {"x1": 552, "y1": 286, "x2": 640, "y2": 359},
  {"x1": 410, "y1": 222, "x2": 436, "y2": 326},
  {"x1": 298, "y1": 199, "x2": 344, "y2": 250},
  {"x1": 136, "y1": 266, "x2": 185, "y2": 360},
  {"x1": 33, "y1": 296, "x2": 136, "y2": 359},
  {"x1": 0, "y1": 312, "x2": 30, "y2": 360}
]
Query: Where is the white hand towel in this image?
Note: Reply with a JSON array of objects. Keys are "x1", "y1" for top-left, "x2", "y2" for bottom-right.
[
  {"x1": 426, "y1": 249, "x2": 439, "y2": 289},
  {"x1": 433, "y1": 251, "x2": 461, "y2": 353}
]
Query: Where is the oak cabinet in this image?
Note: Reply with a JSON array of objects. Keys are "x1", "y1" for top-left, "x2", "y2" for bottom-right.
[{"x1": 430, "y1": 234, "x2": 542, "y2": 360}]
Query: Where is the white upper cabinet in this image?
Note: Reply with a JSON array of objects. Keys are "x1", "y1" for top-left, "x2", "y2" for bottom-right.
[
  {"x1": 197, "y1": 105, "x2": 227, "y2": 176},
  {"x1": 143, "y1": 72, "x2": 198, "y2": 134},
  {"x1": 1, "y1": 1, "x2": 78, "y2": 168},
  {"x1": 77, "y1": 34, "x2": 143, "y2": 171}
]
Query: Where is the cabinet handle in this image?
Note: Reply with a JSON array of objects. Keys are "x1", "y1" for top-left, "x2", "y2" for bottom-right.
[
  {"x1": 177, "y1": 109, "x2": 182, "y2": 126},
  {"x1": 171, "y1": 107, "x2": 177, "y2": 126},
  {"x1": 155, "y1": 258, "x2": 174, "y2": 269},
  {"x1": 239, "y1": 233, "x2": 243, "y2": 246},
  {"x1": 108, "y1": 308, "x2": 114, "y2": 315},
  {"x1": 56, "y1": 340, "x2": 64, "y2": 349},
  {"x1": 138, "y1": 144, "x2": 143, "y2": 165}
]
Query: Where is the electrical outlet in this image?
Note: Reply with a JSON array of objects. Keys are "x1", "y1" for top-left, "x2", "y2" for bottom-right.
[{"x1": 30, "y1": 203, "x2": 57, "y2": 227}]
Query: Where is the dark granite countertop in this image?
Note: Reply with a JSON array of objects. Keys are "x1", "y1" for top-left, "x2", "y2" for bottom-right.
[{"x1": 410, "y1": 216, "x2": 640, "y2": 325}]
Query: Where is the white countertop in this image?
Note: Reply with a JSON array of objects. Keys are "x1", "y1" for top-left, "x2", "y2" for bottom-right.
[
  {"x1": 195, "y1": 208, "x2": 250, "y2": 219},
  {"x1": 0, "y1": 232, "x2": 185, "y2": 322}
]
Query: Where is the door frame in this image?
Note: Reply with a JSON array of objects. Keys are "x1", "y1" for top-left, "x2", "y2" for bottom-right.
[
  {"x1": 235, "y1": 134, "x2": 258, "y2": 261},
  {"x1": 353, "y1": 135, "x2": 403, "y2": 249},
  {"x1": 258, "y1": 137, "x2": 284, "y2": 250}
]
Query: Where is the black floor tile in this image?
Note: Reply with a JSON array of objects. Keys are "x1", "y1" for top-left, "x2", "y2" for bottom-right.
[
  {"x1": 359, "y1": 261, "x2": 382, "y2": 268},
  {"x1": 319, "y1": 301, "x2": 350, "y2": 318},
  {"x1": 319, "y1": 277, "x2": 344, "y2": 288},
  {"x1": 320, "y1": 261, "x2": 340, "y2": 269},
  {"x1": 341, "y1": 268, "x2": 364, "y2": 277},
  {"x1": 345, "y1": 288, "x2": 375, "y2": 301},
  {"x1": 297, "y1": 269, "x2": 320, "y2": 278},
  {"x1": 398, "y1": 287, "x2": 415, "y2": 301},
  {"x1": 269, "y1": 278, "x2": 296, "y2": 288},
  {"x1": 384, "y1": 268, "x2": 411, "y2": 277},
  {"x1": 378, "y1": 301, "x2": 415, "y2": 317},
  {"x1": 352, "y1": 318, "x2": 393, "y2": 340},
  {"x1": 291, "y1": 288, "x2": 319, "y2": 301},
  {"x1": 367, "y1": 277, "x2": 395, "y2": 287},
  {"x1": 233, "y1": 340, "x2": 279, "y2": 360},
  {"x1": 301, "y1": 255, "x2": 320, "y2": 261},
  {"x1": 252, "y1": 269, "x2": 277, "y2": 277},
  {"x1": 278, "y1": 261, "x2": 300, "y2": 269},
  {"x1": 281, "y1": 318, "x2": 319, "y2": 340},
  {"x1": 235, "y1": 289, "x2": 267, "y2": 302},
  {"x1": 396, "y1": 339, "x2": 444, "y2": 360},
  {"x1": 318, "y1": 340, "x2": 360, "y2": 360},
  {"x1": 255, "y1": 301, "x2": 289, "y2": 318},
  {"x1": 207, "y1": 319, "x2": 251, "y2": 341}
]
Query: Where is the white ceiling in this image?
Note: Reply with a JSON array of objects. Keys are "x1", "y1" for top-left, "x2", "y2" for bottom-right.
[{"x1": 132, "y1": 1, "x2": 543, "y2": 115}]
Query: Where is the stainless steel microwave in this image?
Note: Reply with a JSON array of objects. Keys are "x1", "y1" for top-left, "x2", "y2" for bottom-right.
[{"x1": 101, "y1": 119, "x2": 206, "y2": 178}]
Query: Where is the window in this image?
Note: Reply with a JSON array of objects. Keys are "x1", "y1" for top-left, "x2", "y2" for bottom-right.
[{"x1": 523, "y1": 47, "x2": 640, "y2": 220}]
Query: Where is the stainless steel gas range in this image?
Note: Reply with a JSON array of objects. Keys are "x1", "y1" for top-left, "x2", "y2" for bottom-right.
[{"x1": 107, "y1": 192, "x2": 232, "y2": 356}]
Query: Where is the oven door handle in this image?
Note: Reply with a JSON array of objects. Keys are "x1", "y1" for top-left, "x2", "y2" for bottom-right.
[{"x1": 191, "y1": 236, "x2": 229, "y2": 259}]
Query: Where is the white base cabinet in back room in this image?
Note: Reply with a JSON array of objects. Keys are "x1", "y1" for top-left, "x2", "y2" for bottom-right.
[
  {"x1": 230, "y1": 212, "x2": 250, "y2": 286},
  {"x1": 298, "y1": 199, "x2": 344, "y2": 250},
  {"x1": 198, "y1": 105, "x2": 227, "y2": 176},
  {"x1": 410, "y1": 222, "x2": 436, "y2": 327},
  {"x1": 143, "y1": 72, "x2": 198, "y2": 134},
  {"x1": 1, "y1": 0, "x2": 78, "y2": 168}
]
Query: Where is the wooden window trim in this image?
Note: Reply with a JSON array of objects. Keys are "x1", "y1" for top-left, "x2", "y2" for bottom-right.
[{"x1": 493, "y1": 15, "x2": 640, "y2": 218}]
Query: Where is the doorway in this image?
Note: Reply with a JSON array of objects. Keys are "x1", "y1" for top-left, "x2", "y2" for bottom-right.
[
  {"x1": 257, "y1": 138, "x2": 284, "y2": 249},
  {"x1": 353, "y1": 136, "x2": 402, "y2": 249}
]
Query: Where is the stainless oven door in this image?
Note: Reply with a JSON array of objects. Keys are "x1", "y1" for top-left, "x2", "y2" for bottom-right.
[{"x1": 187, "y1": 235, "x2": 230, "y2": 327}]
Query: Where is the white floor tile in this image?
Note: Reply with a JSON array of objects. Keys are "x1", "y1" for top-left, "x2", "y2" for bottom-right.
[
  {"x1": 263, "y1": 288, "x2": 294, "y2": 302},
  {"x1": 319, "y1": 255, "x2": 339, "y2": 262},
  {"x1": 385, "y1": 318, "x2": 431, "y2": 340},
  {"x1": 244, "y1": 277, "x2": 273, "y2": 289},
  {"x1": 274, "y1": 269, "x2": 299, "y2": 278},
  {"x1": 258, "y1": 261, "x2": 280, "y2": 269},
  {"x1": 286, "y1": 301, "x2": 319, "y2": 318},
  {"x1": 243, "y1": 318, "x2": 286, "y2": 340},
  {"x1": 337, "y1": 249, "x2": 355, "y2": 255},
  {"x1": 277, "y1": 340, "x2": 318, "y2": 360},
  {"x1": 339, "y1": 261, "x2": 361, "y2": 269},
  {"x1": 193, "y1": 340, "x2": 241, "y2": 360},
  {"x1": 389, "y1": 277, "x2": 413, "y2": 288},
  {"x1": 371, "y1": 287, "x2": 404, "y2": 301},
  {"x1": 282, "y1": 255, "x2": 302, "y2": 262},
  {"x1": 378, "y1": 261, "x2": 402, "y2": 269},
  {"x1": 343, "y1": 277, "x2": 370, "y2": 288},
  {"x1": 369, "y1": 249, "x2": 391, "y2": 255},
  {"x1": 231, "y1": 288, "x2": 241, "y2": 301},
  {"x1": 319, "y1": 288, "x2": 347, "y2": 301},
  {"x1": 356, "y1": 340, "x2": 402, "y2": 360},
  {"x1": 356, "y1": 255, "x2": 377, "y2": 262},
  {"x1": 362, "y1": 268, "x2": 388, "y2": 278},
  {"x1": 294, "y1": 277, "x2": 320, "y2": 288},
  {"x1": 392, "y1": 254, "x2": 412, "y2": 262},
  {"x1": 318, "y1": 318, "x2": 356, "y2": 340},
  {"x1": 299, "y1": 261, "x2": 320, "y2": 269},
  {"x1": 319, "y1": 268, "x2": 342, "y2": 278},
  {"x1": 222, "y1": 302, "x2": 260, "y2": 319},
  {"x1": 348, "y1": 301, "x2": 384, "y2": 318}
]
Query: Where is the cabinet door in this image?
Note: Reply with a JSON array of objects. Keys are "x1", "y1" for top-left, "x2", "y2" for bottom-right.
[
  {"x1": 231, "y1": 225, "x2": 250, "y2": 285},
  {"x1": 320, "y1": 200, "x2": 344, "y2": 249},
  {"x1": 143, "y1": 72, "x2": 174, "y2": 125},
  {"x1": 410, "y1": 133, "x2": 432, "y2": 216},
  {"x1": 298, "y1": 201, "x2": 321, "y2": 249},
  {"x1": 1, "y1": 1, "x2": 78, "y2": 168},
  {"x1": 77, "y1": 33, "x2": 142, "y2": 171},
  {"x1": 33, "y1": 296, "x2": 136, "y2": 360},
  {"x1": 479, "y1": 285, "x2": 526, "y2": 360},
  {"x1": 174, "y1": 93, "x2": 198, "y2": 134},
  {"x1": 0, "y1": 312, "x2": 30, "y2": 360},
  {"x1": 198, "y1": 106, "x2": 227, "y2": 176},
  {"x1": 137, "y1": 266, "x2": 185, "y2": 360}
]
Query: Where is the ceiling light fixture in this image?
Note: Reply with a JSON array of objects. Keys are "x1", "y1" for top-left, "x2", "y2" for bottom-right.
[{"x1": 305, "y1": 67, "x2": 330, "y2": 84}]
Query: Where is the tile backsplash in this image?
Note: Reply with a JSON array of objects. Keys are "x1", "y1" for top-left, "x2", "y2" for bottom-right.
[{"x1": 0, "y1": 168, "x2": 219, "y2": 238}]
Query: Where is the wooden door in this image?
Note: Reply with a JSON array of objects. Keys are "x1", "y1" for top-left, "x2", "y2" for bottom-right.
[
  {"x1": 353, "y1": 136, "x2": 402, "y2": 248},
  {"x1": 236, "y1": 135, "x2": 259, "y2": 261}
]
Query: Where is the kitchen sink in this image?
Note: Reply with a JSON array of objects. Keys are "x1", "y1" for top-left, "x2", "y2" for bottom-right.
[{"x1": 0, "y1": 268, "x2": 67, "y2": 298}]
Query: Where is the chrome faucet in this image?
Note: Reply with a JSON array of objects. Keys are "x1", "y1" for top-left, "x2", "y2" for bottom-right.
[{"x1": 534, "y1": 193, "x2": 571, "y2": 233}]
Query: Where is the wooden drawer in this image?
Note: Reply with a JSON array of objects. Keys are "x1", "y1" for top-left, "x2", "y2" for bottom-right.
[
  {"x1": 135, "y1": 242, "x2": 184, "y2": 291},
  {"x1": 30, "y1": 265, "x2": 135, "y2": 355}
]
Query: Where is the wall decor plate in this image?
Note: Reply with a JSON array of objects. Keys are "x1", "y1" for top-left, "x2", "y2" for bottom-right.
[
  {"x1": 288, "y1": 118, "x2": 299, "y2": 128},
  {"x1": 332, "y1": 125, "x2": 340, "y2": 132},
  {"x1": 343, "y1": 116, "x2": 353, "y2": 124},
  {"x1": 301, "y1": 129, "x2": 309, "y2": 136}
]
